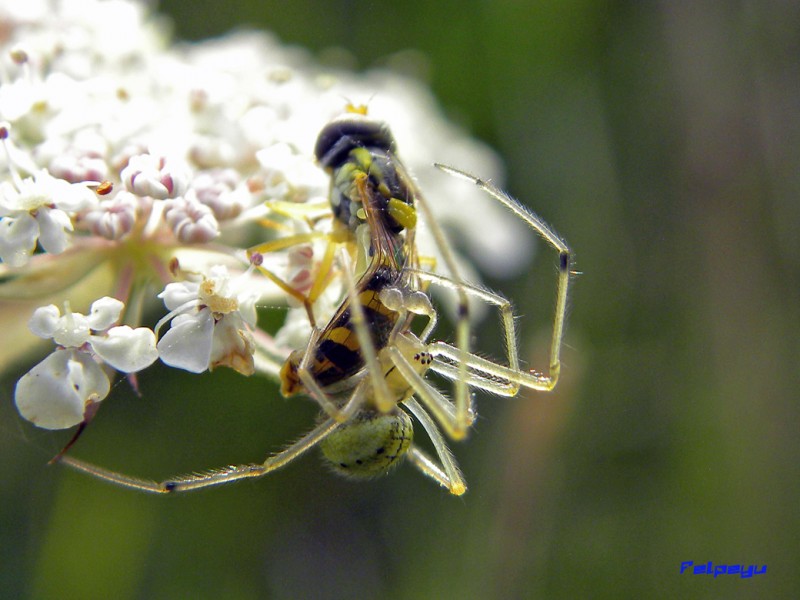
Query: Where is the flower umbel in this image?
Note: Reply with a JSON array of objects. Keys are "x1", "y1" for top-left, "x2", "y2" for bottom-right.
[{"x1": 1, "y1": 0, "x2": 532, "y2": 443}]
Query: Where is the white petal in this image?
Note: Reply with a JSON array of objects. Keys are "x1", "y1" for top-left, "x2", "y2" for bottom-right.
[
  {"x1": 157, "y1": 310, "x2": 214, "y2": 373},
  {"x1": 0, "y1": 213, "x2": 38, "y2": 267},
  {"x1": 52, "y1": 312, "x2": 91, "y2": 348},
  {"x1": 209, "y1": 314, "x2": 255, "y2": 375},
  {"x1": 158, "y1": 280, "x2": 200, "y2": 311},
  {"x1": 51, "y1": 179, "x2": 97, "y2": 213},
  {"x1": 91, "y1": 325, "x2": 159, "y2": 372},
  {"x1": 15, "y1": 349, "x2": 110, "y2": 430},
  {"x1": 87, "y1": 296, "x2": 124, "y2": 331},
  {"x1": 237, "y1": 292, "x2": 259, "y2": 328},
  {"x1": 29, "y1": 304, "x2": 61, "y2": 339},
  {"x1": 35, "y1": 207, "x2": 72, "y2": 255},
  {"x1": 0, "y1": 181, "x2": 18, "y2": 213}
]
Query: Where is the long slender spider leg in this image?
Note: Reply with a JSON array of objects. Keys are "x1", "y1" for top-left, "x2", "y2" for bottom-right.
[
  {"x1": 380, "y1": 290, "x2": 474, "y2": 439},
  {"x1": 404, "y1": 447, "x2": 453, "y2": 492},
  {"x1": 57, "y1": 418, "x2": 341, "y2": 494},
  {"x1": 407, "y1": 271, "x2": 560, "y2": 390},
  {"x1": 427, "y1": 342, "x2": 554, "y2": 392},
  {"x1": 406, "y1": 268, "x2": 522, "y2": 384},
  {"x1": 408, "y1": 186, "x2": 472, "y2": 435},
  {"x1": 434, "y1": 163, "x2": 572, "y2": 389},
  {"x1": 385, "y1": 334, "x2": 482, "y2": 440},
  {"x1": 296, "y1": 367, "x2": 351, "y2": 422},
  {"x1": 403, "y1": 398, "x2": 466, "y2": 496},
  {"x1": 299, "y1": 368, "x2": 371, "y2": 425},
  {"x1": 333, "y1": 378, "x2": 371, "y2": 422}
]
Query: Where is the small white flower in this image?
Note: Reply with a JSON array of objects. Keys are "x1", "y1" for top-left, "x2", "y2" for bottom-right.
[
  {"x1": 163, "y1": 190, "x2": 220, "y2": 243},
  {"x1": 15, "y1": 349, "x2": 111, "y2": 430},
  {"x1": 0, "y1": 211, "x2": 38, "y2": 267},
  {"x1": 14, "y1": 297, "x2": 159, "y2": 429},
  {"x1": 121, "y1": 153, "x2": 189, "y2": 199},
  {"x1": 81, "y1": 191, "x2": 139, "y2": 240},
  {"x1": 0, "y1": 170, "x2": 96, "y2": 266},
  {"x1": 156, "y1": 265, "x2": 259, "y2": 375}
]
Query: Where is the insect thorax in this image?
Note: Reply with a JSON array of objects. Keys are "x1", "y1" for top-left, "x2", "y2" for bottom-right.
[{"x1": 329, "y1": 147, "x2": 414, "y2": 235}]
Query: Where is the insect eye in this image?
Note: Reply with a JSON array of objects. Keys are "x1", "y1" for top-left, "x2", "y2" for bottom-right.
[{"x1": 314, "y1": 117, "x2": 394, "y2": 169}]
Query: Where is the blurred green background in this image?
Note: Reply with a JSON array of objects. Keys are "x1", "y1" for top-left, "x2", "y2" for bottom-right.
[{"x1": 2, "y1": 1, "x2": 798, "y2": 598}]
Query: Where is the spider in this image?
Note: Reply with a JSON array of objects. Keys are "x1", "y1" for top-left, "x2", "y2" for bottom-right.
[{"x1": 57, "y1": 112, "x2": 572, "y2": 495}]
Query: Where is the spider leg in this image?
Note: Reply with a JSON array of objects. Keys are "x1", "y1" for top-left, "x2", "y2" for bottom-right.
[
  {"x1": 409, "y1": 270, "x2": 556, "y2": 391},
  {"x1": 403, "y1": 398, "x2": 466, "y2": 496},
  {"x1": 434, "y1": 163, "x2": 573, "y2": 389},
  {"x1": 57, "y1": 418, "x2": 341, "y2": 494},
  {"x1": 410, "y1": 177, "x2": 473, "y2": 437}
]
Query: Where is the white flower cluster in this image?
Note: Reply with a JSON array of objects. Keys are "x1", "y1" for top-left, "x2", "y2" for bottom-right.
[{"x1": 0, "y1": 0, "x2": 529, "y2": 432}]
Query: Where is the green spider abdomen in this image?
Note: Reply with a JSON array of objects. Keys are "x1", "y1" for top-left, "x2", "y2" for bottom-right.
[{"x1": 320, "y1": 409, "x2": 413, "y2": 478}]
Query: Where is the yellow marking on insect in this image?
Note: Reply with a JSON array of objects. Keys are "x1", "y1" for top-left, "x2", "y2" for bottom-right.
[
  {"x1": 345, "y1": 103, "x2": 369, "y2": 116},
  {"x1": 279, "y1": 353, "x2": 302, "y2": 397},
  {"x1": 334, "y1": 163, "x2": 368, "y2": 203},
  {"x1": 335, "y1": 161, "x2": 356, "y2": 183},
  {"x1": 351, "y1": 146, "x2": 373, "y2": 171},
  {"x1": 388, "y1": 198, "x2": 417, "y2": 230},
  {"x1": 328, "y1": 326, "x2": 361, "y2": 352}
]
